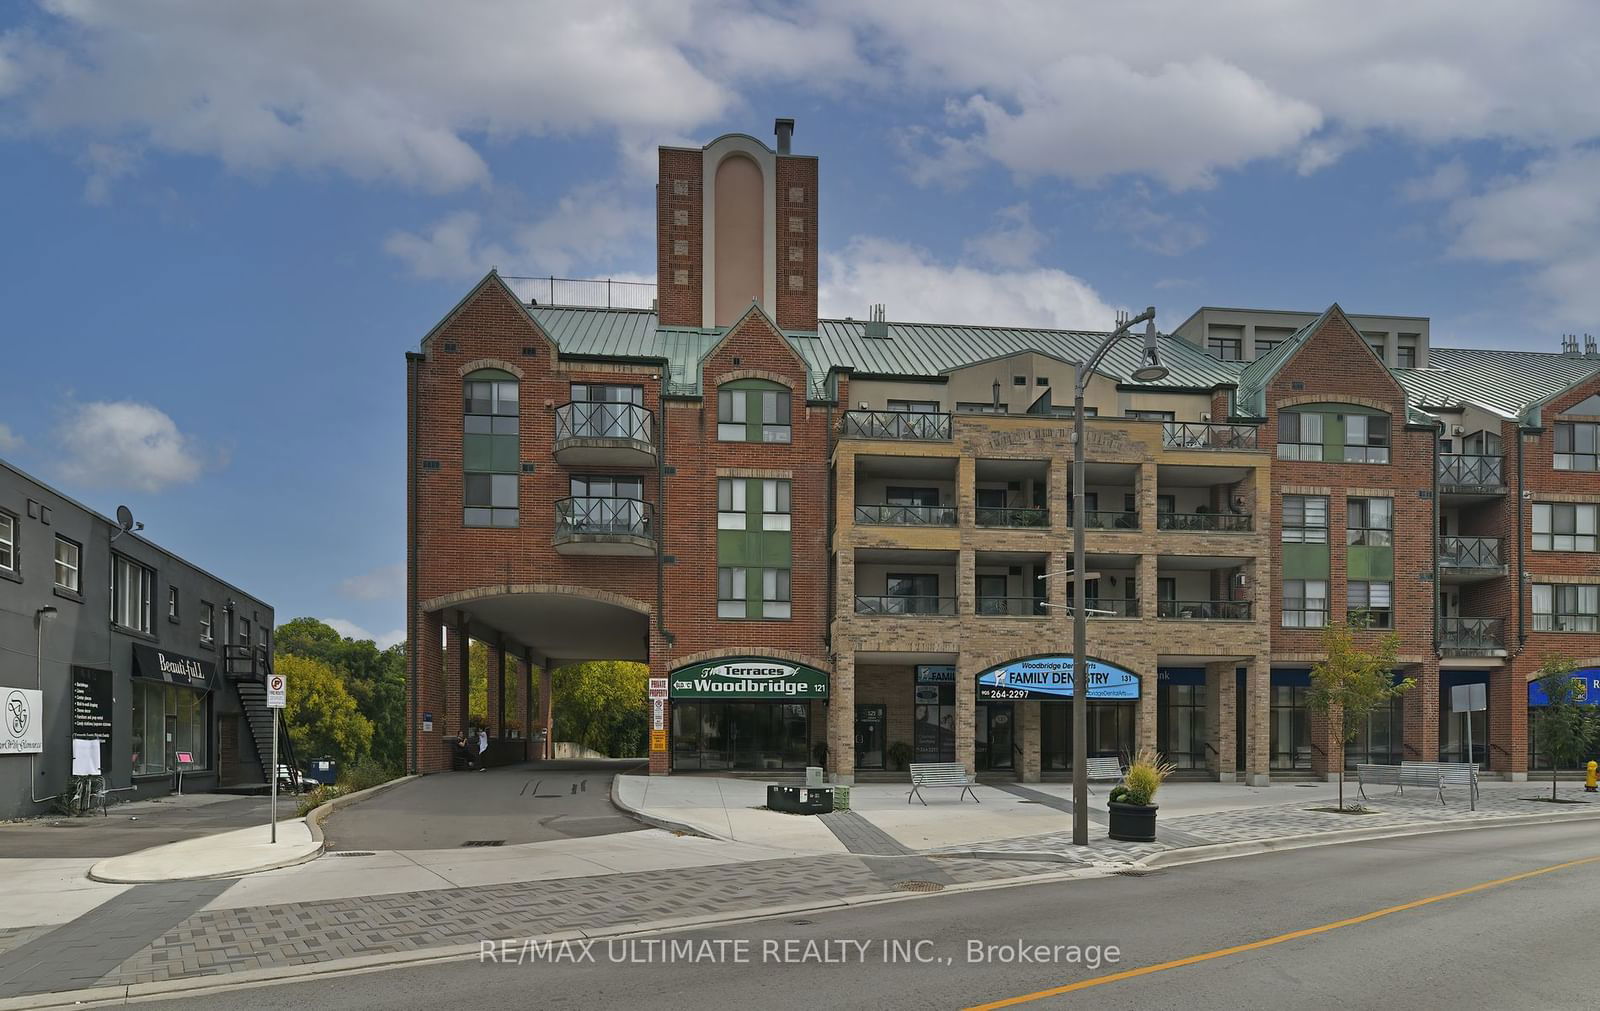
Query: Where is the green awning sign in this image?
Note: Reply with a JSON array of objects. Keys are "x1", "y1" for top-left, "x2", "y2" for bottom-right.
[{"x1": 669, "y1": 657, "x2": 830, "y2": 699}]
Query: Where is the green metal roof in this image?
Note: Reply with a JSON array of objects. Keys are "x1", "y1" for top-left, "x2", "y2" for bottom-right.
[
  {"x1": 1396, "y1": 347, "x2": 1600, "y2": 424},
  {"x1": 520, "y1": 305, "x2": 1244, "y2": 398},
  {"x1": 1233, "y1": 306, "x2": 1337, "y2": 417}
]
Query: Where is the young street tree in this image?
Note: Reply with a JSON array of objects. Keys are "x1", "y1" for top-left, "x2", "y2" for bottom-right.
[
  {"x1": 1532, "y1": 655, "x2": 1600, "y2": 802},
  {"x1": 1308, "y1": 619, "x2": 1413, "y2": 811}
]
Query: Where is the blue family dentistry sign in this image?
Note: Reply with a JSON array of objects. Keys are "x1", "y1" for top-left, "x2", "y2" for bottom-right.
[
  {"x1": 1526, "y1": 669, "x2": 1600, "y2": 707},
  {"x1": 976, "y1": 656, "x2": 1140, "y2": 702}
]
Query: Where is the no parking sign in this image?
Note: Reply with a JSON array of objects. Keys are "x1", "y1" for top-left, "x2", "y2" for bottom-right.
[{"x1": 267, "y1": 674, "x2": 287, "y2": 709}]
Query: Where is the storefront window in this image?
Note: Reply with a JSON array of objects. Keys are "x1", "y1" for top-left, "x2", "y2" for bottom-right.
[
  {"x1": 1270, "y1": 684, "x2": 1311, "y2": 770},
  {"x1": 1159, "y1": 682, "x2": 1207, "y2": 770},
  {"x1": 914, "y1": 684, "x2": 956, "y2": 763},
  {"x1": 131, "y1": 681, "x2": 208, "y2": 775},
  {"x1": 669, "y1": 702, "x2": 810, "y2": 771},
  {"x1": 1346, "y1": 694, "x2": 1403, "y2": 767},
  {"x1": 976, "y1": 703, "x2": 1013, "y2": 770},
  {"x1": 1040, "y1": 703, "x2": 1135, "y2": 769}
]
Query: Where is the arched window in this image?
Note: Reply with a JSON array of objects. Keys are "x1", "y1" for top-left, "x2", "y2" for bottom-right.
[{"x1": 463, "y1": 369, "x2": 519, "y2": 526}]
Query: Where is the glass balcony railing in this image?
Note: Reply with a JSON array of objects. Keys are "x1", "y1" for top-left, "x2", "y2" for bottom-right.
[
  {"x1": 1157, "y1": 599, "x2": 1254, "y2": 620},
  {"x1": 853, "y1": 504, "x2": 958, "y2": 526},
  {"x1": 839, "y1": 410, "x2": 952, "y2": 441},
  {"x1": 1082, "y1": 598, "x2": 1139, "y2": 618},
  {"x1": 1157, "y1": 511, "x2": 1253, "y2": 533},
  {"x1": 975, "y1": 506, "x2": 1050, "y2": 528},
  {"x1": 976, "y1": 596, "x2": 1049, "y2": 617},
  {"x1": 854, "y1": 595, "x2": 958, "y2": 616},
  {"x1": 1067, "y1": 510, "x2": 1140, "y2": 530}
]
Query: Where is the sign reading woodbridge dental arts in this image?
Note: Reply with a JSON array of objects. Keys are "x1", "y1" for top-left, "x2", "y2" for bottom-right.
[
  {"x1": 669, "y1": 657, "x2": 830, "y2": 700},
  {"x1": 976, "y1": 656, "x2": 1140, "y2": 702},
  {"x1": 131, "y1": 644, "x2": 217, "y2": 687}
]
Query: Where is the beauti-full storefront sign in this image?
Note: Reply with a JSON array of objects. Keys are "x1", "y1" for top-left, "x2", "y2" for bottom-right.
[
  {"x1": 976, "y1": 657, "x2": 1140, "y2": 702},
  {"x1": 131, "y1": 645, "x2": 216, "y2": 687},
  {"x1": 669, "y1": 657, "x2": 830, "y2": 700},
  {"x1": 1527, "y1": 670, "x2": 1600, "y2": 706}
]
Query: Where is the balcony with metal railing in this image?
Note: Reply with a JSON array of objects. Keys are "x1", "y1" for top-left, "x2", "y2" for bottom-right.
[
  {"x1": 1441, "y1": 617, "x2": 1506, "y2": 656},
  {"x1": 553, "y1": 401, "x2": 655, "y2": 467},
  {"x1": 1438, "y1": 454, "x2": 1507, "y2": 495},
  {"x1": 1438, "y1": 536, "x2": 1508, "y2": 580},
  {"x1": 1162, "y1": 422, "x2": 1262, "y2": 451},
  {"x1": 854, "y1": 595, "x2": 958, "y2": 616},
  {"x1": 839, "y1": 410, "x2": 952, "y2": 442},
  {"x1": 853, "y1": 504, "x2": 958, "y2": 527},
  {"x1": 1157, "y1": 599, "x2": 1254, "y2": 621},
  {"x1": 976, "y1": 596, "x2": 1049, "y2": 617},
  {"x1": 1068, "y1": 509, "x2": 1140, "y2": 530},
  {"x1": 553, "y1": 497, "x2": 656, "y2": 556},
  {"x1": 502, "y1": 275, "x2": 657, "y2": 310},
  {"x1": 1157, "y1": 511, "x2": 1253, "y2": 533},
  {"x1": 975, "y1": 506, "x2": 1050, "y2": 529}
]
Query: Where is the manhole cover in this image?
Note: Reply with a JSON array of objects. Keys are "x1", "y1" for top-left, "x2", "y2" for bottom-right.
[
  {"x1": 790, "y1": 919, "x2": 815, "y2": 925},
  {"x1": 1111, "y1": 868, "x2": 1151, "y2": 877},
  {"x1": 892, "y1": 880, "x2": 945, "y2": 893},
  {"x1": 331, "y1": 851, "x2": 377, "y2": 857},
  {"x1": 461, "y1": 840, "x2": 505, "y2": 847}
]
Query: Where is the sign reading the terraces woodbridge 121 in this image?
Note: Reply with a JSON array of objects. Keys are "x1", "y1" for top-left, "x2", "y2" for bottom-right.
[
  {"x1": 669, "y1": 657, "x2": 830, "y2": 700},
  {"x1": 1527, "y1": 669, "x2": 1600, "y2": 706},
  {"x1": 976, "y1": 656, "x2": 1140, "y2": 702}
]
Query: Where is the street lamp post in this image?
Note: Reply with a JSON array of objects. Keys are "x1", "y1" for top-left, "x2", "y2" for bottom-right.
[{"x1": 1069, "y1": 307, "x2": 1167, "y2": 846}]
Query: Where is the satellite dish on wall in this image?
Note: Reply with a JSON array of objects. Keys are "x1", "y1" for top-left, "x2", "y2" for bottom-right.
[{"x1": 110, "y1": 504, "x2": 144, "y2": 542}]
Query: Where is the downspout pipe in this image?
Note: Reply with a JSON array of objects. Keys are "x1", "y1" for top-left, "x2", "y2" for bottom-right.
[
  {"x1": 406, "y1": 350, "x2": 424, "y2": 775},
  {"x1": 30, "y1": 607, "x2": 58, "y2": 805},
  {"x1": 1516, "y1": 428, "x2": 1527, "y2": 651},
  {"x1": 1432, "y1": 423, "x2": 1441, "y2": 658},
  {"x1": 655, "y1": 398, "x2": 674, "y2": 646}
]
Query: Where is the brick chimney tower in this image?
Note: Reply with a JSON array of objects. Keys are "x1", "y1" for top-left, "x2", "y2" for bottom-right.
[{"x1": 655, "y1": 118, "x2": 818, "y2": 331}]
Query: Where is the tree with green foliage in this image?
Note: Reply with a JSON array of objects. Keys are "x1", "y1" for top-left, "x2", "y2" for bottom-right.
[
  {"x1": 1532, "y1": 654, "x2": 1600, "y2": 802},
  {"x1": 552, "y1": 661, "x2": 647, "y2": 757},
  {"x1": 467, "y1": 640, "x2": 489, "y2": 728},
  {"x1": 275, "y1": 617, "x2": 406, "y2": 772},
  {"x1": 1308, "y1": 620, "x2": 1413, "y2": 811},
  {"x1": 276, "y1": 653, "x2": 373, "y2": 768}
]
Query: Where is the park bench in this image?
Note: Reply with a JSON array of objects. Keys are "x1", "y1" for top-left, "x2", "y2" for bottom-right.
[
  {"x1": 907, "y1": 762, "x2": 980, "y2": 805},
  {"x1": 1355, "y1": 763, "x2": 1445, "y2": 805},
  {"x1": 1403, "y1": 761, "x2": 1480, "y2": 802},
  {"x1": 1086, "y1": 756, "x2": 1124, "y2": 794}
]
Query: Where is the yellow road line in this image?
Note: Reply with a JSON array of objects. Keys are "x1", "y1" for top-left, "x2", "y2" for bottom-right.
[{"x1": 968, "y1": 853, "x2": 1600, "y2": 1009}]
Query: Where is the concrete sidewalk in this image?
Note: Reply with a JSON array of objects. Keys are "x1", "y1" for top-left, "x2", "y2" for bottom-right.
[{"x1": 88, "y1": 819, "x2": 321, "y2": 883}]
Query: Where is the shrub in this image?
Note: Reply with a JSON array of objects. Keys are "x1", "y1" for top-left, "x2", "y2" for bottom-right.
[
  {"x1": 296, "y1": 783, "x2": 344, "y2": 817},
  {"x1": 1119, "y1": 747, "x2": 1175, "y2": 807},
  {"x1": 337, "y1": 758, "x2": 393, "y2": 794},
  {"x1": 887, "y1": 741, "x2": 914, "y2": 771}
]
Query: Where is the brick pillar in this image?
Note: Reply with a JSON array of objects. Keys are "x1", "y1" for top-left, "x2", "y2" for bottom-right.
[
  {"x1": 1402, "y1": 661, "x2": 1440, "y2": 763},
  {"x1": 486, "y1": 640, "x2": 505, "y2": 738},
  {"x1": 523, "y1": 648, "x2": 536, "y2": 755},
  {"x1": 1243, "y1": 662, "x2": 1270, "y2": 786},
  {"x1": 828, "y1": 652, "x2": 855, "y2": 784},
  {"x1": 1019, "y1": 701, "x2": 1041, "y2": 783},
  {"x1": 413, "y1": 610, "x2": 448, "y2": 773},
  {"x1": 540, "y1": 662, "x2": 555, "y2": 763},
  {"x1": 956, "y1": 651, "x2": 976, "y2": 775},
  {"x1": 1206, "y1": 661, "x2": 1237, "y2": 782},
  {"x1": 508, "y1": 652, "x2": 529, "y2": 744},
  {"x1": 1490, "y1": 663, "x2": 1528, "y2": 779},
  {"x1": 1310, "y1": 703, "x2": 1341, "y2": 781},
  {"x1": 451, "y1": 616, "x2": 470, "y2": 735},
  {"x1": 1137, "y1": 664, "x2": 1159, "y2": 756}
]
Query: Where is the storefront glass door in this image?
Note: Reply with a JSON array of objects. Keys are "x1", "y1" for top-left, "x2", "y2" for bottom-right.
[
  {"x1": 1270, "y1": 684, "x2": 1311, "y2": 770},
  {"x1": 976, "y1": 703, "x2": 1013, "y2": 770},
  {"x1": 914, "y1": 685, "x2": 955, "y2": 762},
  {"x1": 854, "y1": 704, "x2": 885, "y2": 770}
]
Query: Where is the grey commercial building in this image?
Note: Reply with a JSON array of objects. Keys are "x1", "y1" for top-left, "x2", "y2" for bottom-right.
[{"x1": 1, "y1": 458, "x2": 279, "y2": 819}]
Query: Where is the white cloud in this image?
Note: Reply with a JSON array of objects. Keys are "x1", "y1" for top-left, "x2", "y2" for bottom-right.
[
  {"x1": 323, "y1": 618, "x2": 404, "y2": 648},
  {"x1": 1402, "y1": 158, "x2": 1470, "y2": 203},
  {"x1": 1444, "y1": 148, "x2": 1600, "y2": 325},
  {"x1": 337, "y1": 563, "x2": 404, "y2": 602},
  {"x1": 0, "y1": 422, "x2": 23, "y2": 453},
  {"x1": 822, "y1": 236, "x2": 1117, "y2": 330},
  {"x1": 963, "y1": 203, "x2": 1045, "y2": 268},
  {"x1": 385, "y1": 184, "x2": 649, "y2": 281},
  {"x1": 55, "y1": 401, "x2": 207, "y2": 492},
  {"x1": 79, "y1": 141, "x2": 140, "y2": 204}
]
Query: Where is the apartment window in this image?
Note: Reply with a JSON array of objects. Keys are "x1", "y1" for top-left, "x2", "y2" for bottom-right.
[
  {"x1": 1283, "y1": 580, "x2": 1328, "y2": 628},
  {"x1": 1282, "y1": 495, "x2": 1328, "y2": 543},
  {"x1": 201, "y1": 602, "x2": 215, "y2": 644},
  {"x1": 762, "y1": 479, "x2": 791, "y2": 531},
  {"x1": 570, "y1": 384, "x2": 644, "y2": 439},
  {"x1": 113, "y1": 555, "x2": 154, "y2": 633},
  {"x1": 1013, "y1": 376, "x2": 1026, "y2": 386},
  {"x1": 1208, "y1": 336, "x2": 1243, "y2": 361},
  {"x1": 718, "y1": 567, "x2": 747, "y2": 619},
  {"x1": 1532, "y1": 584, "x2": 1599, "y2": 633},
  {"x1": 887, "y1": 573, "x2": 941, "y2": 615},
  {"x1": 1396, "y1": 344, "x2": 1417, "y2": 368},
  {"x1": 1344, "y1": 414, "x2": 1391, "y2": 463},
  {"x1": 240, "y1": 618, "x2": 252, "y2": 648},
  {"x1": 762, "y1": 569, "x2": 792, "y2": 619},
  {"x1": 463, "y1": 370, "x2": 519, "y2": 527},
  {"x1": 1035, "y1": 377, "x2": 1050, "y2": 387},
  {"x1": 167, "y1": 586, "x2": 180, "y2": 621},
  {"x1": 1346, "y1": 497, "x2": 1393, "y2": 546},
  {"x1": 1533, "y1": 503, "x2": 1598, "y2": 551},
  {"x1": 956, "y1": 402, "x2": 1009, "y2": 414},
  {"x1": 1126, "y1": 410, "x2": 1176, "y2": 422},
  {"x1": 717, "y1": 384, "x2": 791, "y2": 443},
  {"x1": 1277, "y1": 411, "x2": 1324, "y2": 461},
  {"x1": 1347, "y1": 581, "x2": 1393, "y2": 628},
  {"x1": 1555, "y1": 422, "x2": 1599, "y2": 471},
  {"x1": 889, "y1": 400, "x2": 940, "y2": 413},
  {"x1": 53, "y1": 535, "x2": 80, "y2": 593},
  {"x1": 1367, "y1": 343, "x2": 1386, "y2": 360},
  {"x1": 0, "y1": 510, "x2": 14, "y2": 575},
  {"x1": 1255, "y1": 339, "x2": 1282, "y2": 357},
  {"x1": 717, "y1": 478, "x2": 747, "y2": 530}
]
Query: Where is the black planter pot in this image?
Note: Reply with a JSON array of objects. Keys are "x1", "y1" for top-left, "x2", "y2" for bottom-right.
[{"x1": 1107, "y1": 800, "x2": 1158, "y2": 842}]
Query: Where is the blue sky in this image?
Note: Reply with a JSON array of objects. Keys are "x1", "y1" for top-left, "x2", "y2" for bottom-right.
[{"x1": 3, "y1": 1, "x2": 1599, "y2": 646}]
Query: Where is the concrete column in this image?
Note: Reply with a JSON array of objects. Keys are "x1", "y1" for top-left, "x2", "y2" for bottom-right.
[
  {"x1": 1205, "y1": 661, "x2": 1237, "y2": 782},
  {"x1": 1243, "y1": 662, "x2": 1270, "y2": 786},
  {"x1": 828, "y1": 651, "x2": 856, "y2": 784},
  {"x1": 956, "y1": 652, "x2": 976, "y2": 775},
  {"x1": 1019, "y1": 701, "x2": 1041, "y2": 783}
]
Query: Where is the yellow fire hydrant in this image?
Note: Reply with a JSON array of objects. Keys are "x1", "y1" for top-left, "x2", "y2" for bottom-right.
[{"x1": 1587, "y1": 760, "x2": 1598, "y2": 792}]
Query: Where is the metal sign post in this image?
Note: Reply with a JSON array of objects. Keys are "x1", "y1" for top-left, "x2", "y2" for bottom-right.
[
  {"x1": 266, "y1": 674, "x2": 287, "y2": 842},
  {"x1": 1451, "y1": 683, "x2": 1486, "y2": 811}
]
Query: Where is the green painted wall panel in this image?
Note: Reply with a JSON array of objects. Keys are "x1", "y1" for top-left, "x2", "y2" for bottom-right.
[
  {"x1": 1282, "y1": 543, "x2": 1330, "y2": 580},
  {"x1": 1347, "y1": 545, "x2": 1394, "y2": 581}
]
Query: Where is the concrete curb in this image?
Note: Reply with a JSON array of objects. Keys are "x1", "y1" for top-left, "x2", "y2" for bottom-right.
[
  {"x1": 0, "y1": 866, "x2": 1101, "y2": 1010},
  {"x1": 609, "y1": 773, "x2": 720, "y2": 841},
  {"x1": 307, "y1": 774, "x2": 422, "y2": 847}
]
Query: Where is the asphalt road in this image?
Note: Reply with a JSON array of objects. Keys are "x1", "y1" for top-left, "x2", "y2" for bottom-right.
[
  {"x1": 322, "y1": 759, "x2": 647, "y2": 850},
  {"x1": 140, "y1": 819, "x2": 1600, "y2": 1009},
  {"x1": 0, "y1": 794, "x2": 297, "y2": 859}
]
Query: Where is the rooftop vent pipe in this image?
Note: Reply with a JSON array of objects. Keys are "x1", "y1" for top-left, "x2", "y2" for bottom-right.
[
  {"x1": 865, "y1": 303, "x2": 888, "y2": 338},
  {"x1": 774, "y1": 118, "x2": 795, "y2": 154},
  {"x1": 1586, "y1": 334, "x2": 1597, "y2": 357}
]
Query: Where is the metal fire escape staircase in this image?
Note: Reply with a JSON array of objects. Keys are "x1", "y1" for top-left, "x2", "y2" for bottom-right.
[{"x1": 226, "y1": 644, "x2": 302, "y2": 792}]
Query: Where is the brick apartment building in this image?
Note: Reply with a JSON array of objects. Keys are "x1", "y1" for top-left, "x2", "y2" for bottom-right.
[{"x1": 404, "y1": 120, "x2": 1600, "y2": 783}]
